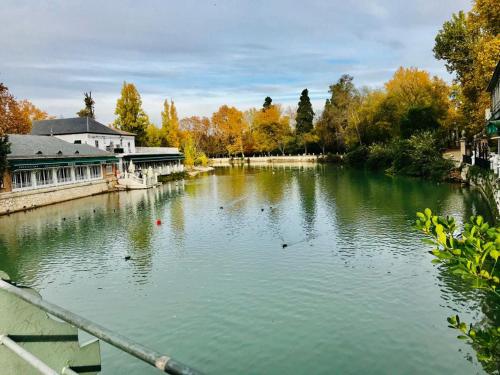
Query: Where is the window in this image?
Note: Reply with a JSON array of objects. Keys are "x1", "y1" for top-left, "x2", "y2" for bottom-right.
[
  {"x1": 95, "y1": 140, "x2": 99, "y2": 148},
  {"x1": 106, "y1": 164, "x2": 113, "y2": 174},
  {"x1": 12, "y1": 170, "x2": 32, "y2": 190},
  {"x1": 35, "y1": 169, "x2": 53, "y2": 186},
  {"x1": 74, "y1": 140, "x2": 82, "y2": 144},
  {"x1": 89, "y1": 165, "x2": 101, "y2": 179},
  {"x1": 75, "y1": 166, "x2": 87, "y2": 181},
  {"x1": 57, "y1": 167, "x2": 72, "y2": 183}
]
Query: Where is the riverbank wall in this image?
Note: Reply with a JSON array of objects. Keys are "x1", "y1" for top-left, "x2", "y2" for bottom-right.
[
  {"x1": 462, "y1": 164, "x2": 500, "y2": 220},
  {"x1": 0, "y1": 179, "x2": 116, "y2": 215},
  {"x1": 210, "y1": 155, "x2": 319, "y2": 166}
]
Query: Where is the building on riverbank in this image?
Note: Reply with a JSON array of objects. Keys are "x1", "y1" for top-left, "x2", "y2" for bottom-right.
[
  {"x1": 0, "y1": 134, "x2": 118, "y2": 215},
  {"x1": 32, "y1": 118, "x2": 185, "y2": 183}
]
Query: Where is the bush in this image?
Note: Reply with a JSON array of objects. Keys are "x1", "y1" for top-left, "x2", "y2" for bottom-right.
[
  {"x1": 196, "y1": 152, "x2": 208, "y2": 166},
  {"x1": 344, "y1": 145, "x2": 368, "y2": 167},
  {"x1": 366, "y1": 143, "x2": 394, "y2": 170},
  {"x1": 391, "y1": 132, "x2": 453, "y2": 180}
]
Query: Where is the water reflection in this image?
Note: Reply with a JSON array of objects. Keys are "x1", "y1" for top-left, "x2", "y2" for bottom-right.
[
  {"x1": 0, "y1": 166, "x2": 495, "y2": 374},
  {"x1": 0, "y1": 181, "x2": 185, "y2": 287}
]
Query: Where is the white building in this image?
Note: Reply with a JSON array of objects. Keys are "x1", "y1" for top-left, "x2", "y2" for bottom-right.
[
  {"x1": 32, "y1": 117, "x2": 136, "y2": 154},
  {"x1": 32, "y1": 117, "x2": 184, "y2": 179}
]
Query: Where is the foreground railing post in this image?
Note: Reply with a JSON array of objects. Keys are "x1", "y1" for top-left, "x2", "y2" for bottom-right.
[{"x1": 0, "y1": 279, "x2": 202, "y2": 375}]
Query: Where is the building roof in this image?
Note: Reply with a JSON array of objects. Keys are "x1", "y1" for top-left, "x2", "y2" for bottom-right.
[
  {"x1": 7, "y1": 134, "x2": 114, "y2": 160},
  {"x1": 487, "y1": 60, "x2": 500, "y2": 92},
  {"x1": 32, "y1": 117, "x2": 135, "y2": 136}
]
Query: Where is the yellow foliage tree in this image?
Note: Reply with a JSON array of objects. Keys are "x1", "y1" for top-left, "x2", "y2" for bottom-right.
[
  {"x1": 160, "y1": 99, "x2": 180, "y2": 148},
  {"x1": 211, "y1": 105, "x2": 247, "y2": 157},
  {"x1": 252, "y1": 104, "x2": 291, "y2": 155}
]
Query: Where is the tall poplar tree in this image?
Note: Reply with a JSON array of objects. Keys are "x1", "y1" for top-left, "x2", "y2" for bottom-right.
[
  {"x1": 113, "y1": 82, "x2": 149, "y2": 146},
  {"x1": 160, "y1": 99, "x2": 180, "y2": 147},
  {"x1": 296, "y1": 89, "x2": 314, "y2": 134}
]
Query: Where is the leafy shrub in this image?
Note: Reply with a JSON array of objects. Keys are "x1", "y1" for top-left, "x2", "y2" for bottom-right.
[
  {"x1": 344, "y1": 145, "x2": 368, "y2": 167},
  {"x1": 417, "y1": 209, "x2": 500, "y2": 372},
  {"x1": 366, "y1": 143, "x2": 394, "y2": 170},
  {"x1": 196, "y1": 152, "x2": 209, "y2": 166},
  {"x1": 392, "y1": 132, "x2": 453, "y2": 180}
]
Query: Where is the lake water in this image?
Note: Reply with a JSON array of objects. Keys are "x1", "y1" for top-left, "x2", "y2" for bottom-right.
[{"x1": 0, "y1": 165, "x2": 495, "y2": 374}]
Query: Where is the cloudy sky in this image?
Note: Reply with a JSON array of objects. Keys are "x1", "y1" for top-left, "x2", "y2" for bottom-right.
[{"x1": 1, "y1": 0, "x2": 470, "y2": 125}]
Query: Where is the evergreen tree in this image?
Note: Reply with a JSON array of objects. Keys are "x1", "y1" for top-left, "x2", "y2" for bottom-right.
[
  {"x1": 296, "y1": 89, "x2": 314, "y2": 134},
  {"x1": 76, "y1": 92, "x2": 95, "y2": 118},
  {"x1": 263, "y1": 96, "x2": 272, "y2": 110},
  {"x1": 113, "y1": 82, "x2": 149, "y2": 146}
]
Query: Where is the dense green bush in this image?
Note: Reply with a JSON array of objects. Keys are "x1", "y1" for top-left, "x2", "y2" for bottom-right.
[
  {"x1": 344, "y1": 145, "x2": 368, "y2": 167},
  {"x1": 390, "y1": 132, "x2": 453, "y2": 180},
  {"x1": 343, "y1": 132, "x2": 453, "y2": 180},
  {"x1": 366, "y1": 143, "x2": 394, "y2": 170}
]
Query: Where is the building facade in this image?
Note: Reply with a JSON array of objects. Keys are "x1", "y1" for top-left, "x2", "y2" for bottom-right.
[
  {"x1": 32, "y1": 117, "x2": 136, "y2": 154},
  {"x1": 0, "y1": 134, "x2": 118, "y2": 214},
  {"x1": 32, "y1": 117, "x2": 184, "y2": 179}
]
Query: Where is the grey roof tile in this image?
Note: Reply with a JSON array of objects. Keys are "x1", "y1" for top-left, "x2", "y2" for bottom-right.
[
  {"x1": 32, "y1": 117, "x2": 135, "y2": 136},
  {"x1": 7, "y1": 134, "x2": 114, "y2": 159}
]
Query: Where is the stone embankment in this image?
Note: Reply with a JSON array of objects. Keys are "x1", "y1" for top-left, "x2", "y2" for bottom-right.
[
  {"x1": 0, "y1": 180, "x2": 115, "y2": 215},
  {"x1": 461, "y1": 164, "x2": 500, "y2": 220},
  {"x1": 210, "y1": 155, "x2": 319, "y2": 166}
]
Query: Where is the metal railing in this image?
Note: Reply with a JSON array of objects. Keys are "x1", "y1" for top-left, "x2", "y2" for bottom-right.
[{"x1": 0, "y1": 279, "x2": 202, "y2": 375}]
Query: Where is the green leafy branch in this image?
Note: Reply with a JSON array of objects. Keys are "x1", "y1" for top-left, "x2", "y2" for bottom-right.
[{"x1": 416, "y1": 208, "x2": 500, "y2": 372}]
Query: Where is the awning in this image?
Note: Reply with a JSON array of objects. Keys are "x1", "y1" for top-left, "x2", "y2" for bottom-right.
[{"x1": 8, "y1": 156, "x2": 118, "y2": 170}]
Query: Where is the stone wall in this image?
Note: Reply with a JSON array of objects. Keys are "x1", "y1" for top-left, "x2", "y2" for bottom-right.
[
  {"x1": 0, "y1": 179, "x2": 116, "y2": 215},
  {"x1": 462, "y1": 164, "x2": 500, "y2": 221},
  {"x1": 210, "y1": 155, "x2": 319, "y2": 166}
]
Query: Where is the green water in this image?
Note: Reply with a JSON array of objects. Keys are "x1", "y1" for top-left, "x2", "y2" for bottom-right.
[{"x1": 0, "y1": 166, "x2": 496, "y2": 374}]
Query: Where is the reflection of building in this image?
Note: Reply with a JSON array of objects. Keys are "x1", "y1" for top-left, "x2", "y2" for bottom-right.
[
  {"x1": 32, "y1": 118, "x2": 184, "y2": 183},
  {"x1": 0, "y1": 134, "x2": 118, "y2": 214}
]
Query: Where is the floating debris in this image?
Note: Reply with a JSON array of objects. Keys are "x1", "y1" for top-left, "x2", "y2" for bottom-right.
[
  {"x1": 124, "y1": 256, "x2": 131, "y2": 261},
  {"x1": 282, "y1": 244, "x2": 288, "y2": 248}
]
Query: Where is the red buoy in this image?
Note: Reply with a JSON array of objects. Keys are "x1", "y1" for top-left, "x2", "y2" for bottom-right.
[{"x1": 156, "y1": 219, "x2": 162, "y2": 225}]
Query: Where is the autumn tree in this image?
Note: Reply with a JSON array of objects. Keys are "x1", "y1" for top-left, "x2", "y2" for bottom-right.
[
  {"x1": 434, "y1": 0, "x2": 500, "y2": 135},
  {"x1": 180, "y1": 116, "x2": 211, "y2": 152},
  {"x1": 253, "y1": 103, "x2": 291, "y2": 155},
  {"x1": 18, "y1": 100, "x2": 52, "y2": 125},
  {"x1": 384, "y1": 67, "x2": 450, "y2": 138},
  {"x1": 113, "y1": 82, "x2": 149, "y2": 146},
  {"x1": 161, "y1": 99, "x2": 180, "y2": 147},
  {"x1": 76, "y1": 92, "x2": 95, "y2": 118},
  {"x1": 0, "y1": 83, "x2": 30, "y2": 135},
  {"x1": 146, "y1": 124, "x2": 162, "y2": 146},
  {"x1": 211, "y1": 105, "x2": 247, "y2": 157}
]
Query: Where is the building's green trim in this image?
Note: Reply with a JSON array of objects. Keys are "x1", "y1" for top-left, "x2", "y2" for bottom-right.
[{"x1": 8, "y1": 156, "x2": 118, "y2": 170}]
